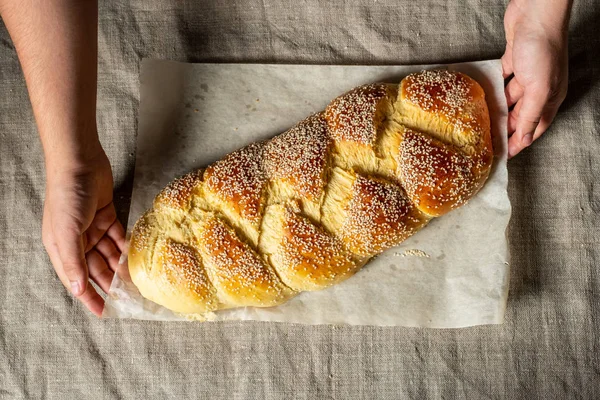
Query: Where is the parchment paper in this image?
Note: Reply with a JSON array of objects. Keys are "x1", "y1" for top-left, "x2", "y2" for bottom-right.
[{"x1": 103, "y1": 59, "x2": 511, "y2": 327}]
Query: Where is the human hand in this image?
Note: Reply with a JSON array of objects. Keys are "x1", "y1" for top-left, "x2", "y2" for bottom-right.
[
  {"x1": 2, "y1": 0, "x2": 111, "y2": 315},
  {"x1": 502, "y1": 0, "x2": 570, "y2": 158},
  {"x1": 42, "y1": 144, "x2": 125, "y2": 316}
]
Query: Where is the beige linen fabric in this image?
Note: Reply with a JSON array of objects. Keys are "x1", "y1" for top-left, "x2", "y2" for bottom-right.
[{"x1": 0, "y1": 0, "x2": 598, "y2": 398}]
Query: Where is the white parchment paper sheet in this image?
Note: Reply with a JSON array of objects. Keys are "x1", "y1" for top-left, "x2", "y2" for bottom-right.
[{"x1": 103, "y1": 59, "x2": 511, "y2": 327}]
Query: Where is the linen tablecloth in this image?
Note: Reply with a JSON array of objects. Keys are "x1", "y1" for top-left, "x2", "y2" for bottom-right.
[{"x1": 1, "y1": 0, "x2": 598, "y2": 398}]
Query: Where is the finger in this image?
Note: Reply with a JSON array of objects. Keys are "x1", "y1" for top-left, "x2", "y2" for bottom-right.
[
  {"x1": 106, "y1": 218, "x2": 126, "y2": 253},
  {"x1": 501, "y1": 45, "x2": 513, "y2": 79},
  {"x1": 44, "y1": 233, "x2": 71, "y2": 289},
  {"x1": 86, "y1": 249, "x2": 114, "y2": 293},
  {"x1": 533, "y1": 105, "x2": 560, "y2": 141},
  {"x1": 84, "y1": 203, "x2": 118, "y2": 253},
  {"x1": 96, "y1": 236, "x2": 121, "y2": 272},
  {"x1": 508, "y1": 100, "x2": 558, "y2": 158},
  {"x1": 42, "y1": 204, "x2": 62, "y2": 279},
  {"x1": 53, "y1": 222, "x2": 88, "y2": 297},
  {"x1": 77, "y1": 283, "x2": 105, "y2": 317},
  {"x1": 507, "y1": 99, "x2": 529, "y2": 158},
  {"x1": 45, "y1": 235, "x2": 104, "y2": 316},
  {"x1": 509, "y1": 90, "x2": 547, "y2": 158},
  {"x1": 505, "y1": 78, "x2": 524, "y2": 108},
  {"x1": 508, "y1": 111, "x2": 517, "y2": 136},
  {"x1": 507, "y1": 98, "x2": 523, "y2": 136},
  {"x1": 43, "y1": 203, "x2": 80, "y2": 290},
  {"x1": 508, "y1": 133, "x2": 528, "y2": 159}
]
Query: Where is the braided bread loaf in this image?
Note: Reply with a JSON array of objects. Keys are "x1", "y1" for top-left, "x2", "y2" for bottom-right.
[{"x1": 128, "y1": 69, "x2": 493, "y2": 315}]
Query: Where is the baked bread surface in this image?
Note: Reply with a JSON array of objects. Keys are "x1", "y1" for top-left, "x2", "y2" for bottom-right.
[{"x1": 128, "y1": 70, "x2": 493, "y2": 315}]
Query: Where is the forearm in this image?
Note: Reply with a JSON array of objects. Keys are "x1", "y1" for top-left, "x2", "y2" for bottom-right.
[{"x1": 0, "y1": 0, "x2": 99, "y2": 177}]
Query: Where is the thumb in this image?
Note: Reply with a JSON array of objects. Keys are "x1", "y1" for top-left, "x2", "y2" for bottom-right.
[{"x1": 53, "y1": 222, "x2": 89, "y2": 297}]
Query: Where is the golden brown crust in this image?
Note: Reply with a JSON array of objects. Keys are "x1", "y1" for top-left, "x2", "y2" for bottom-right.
[
  {"x1": 398, "y1": 129, "x2": 478, "y2": 216},
  {"x1": 128, "y1": 210, "x2": 161, "y2": 280},
  {"x1": 260, "y1": 203, "x2": 358, "y2": 291},
  {"x1": 325, "y1": 83, "x2": 396, "y2": 146},
  {"x1": 204, "y1": 142, "x2": 268, "y2": 225},
  {"x1": 153, "y1": 169, "x2": 203, "y2": 213},
  {"x1": 128, "y1": 69, "x2": 493, "y2": 317},
  {"x1": 340, "y1": 174, "x2": 429, "y2": 256},
  {"x1": 401, "y1": 70, "x2": 486, "y2": 146},
  {"x1": 265, "y1": 112, "x2": 331, "y2": 201},
  {"x1": 196, "y1": 216, "x2": 294, "y2": 307},
  {"x1": 320, "y1": 169, "x2": 429, "y2": 257},
  {"x1": 151, "y1": 238, "x2": 219, "y2": 313},
  {"x1": 395, "y1": 70, "x2": 493, "y2": 216},
  {"x1": 128, "y1": 212, "x2": 220, "y2": 314}
]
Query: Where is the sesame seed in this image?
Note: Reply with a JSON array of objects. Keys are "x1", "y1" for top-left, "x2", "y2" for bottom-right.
[
  {"x1": 402, "y1": 69, "x2": 483, "y2": 139},
  {"x1": 130, "y1": 69, "x2": 492, "y2": 315},
  {"x1": 265, "y1": 113, "x2": 330, "y2": 200},
  {"x1": 398, "y1": 129, "x2": 477, "y2": 216},
  {"x1": 155, "y1": 170, "x2": 203, "y2": 211},
  {"x1": 325, "y1": 84, "x2": 390, "y2": 145},
  {"x1": 341, "y1": 175, "x2": 427, "y2": 256},
  {"x1": 277, "y1": 206, "x2": 356, "y2": 289},
  {"x1": 160, "y1": 239, "x2": 215, "y2": 300},
  {"x1": 199, "y1": 217, "x2": 290, "y2": 305},
  {"x1": 204, "y1": 142, "x2": 267, "y2": 223}
]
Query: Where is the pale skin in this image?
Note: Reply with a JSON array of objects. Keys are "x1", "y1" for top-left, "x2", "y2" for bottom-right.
[
  {"x1": 0, "y1": 0, "x2": 572, "y2": 316},
  {"x1": 503, "y1": 0, "x2": 571, "y2": 157}
]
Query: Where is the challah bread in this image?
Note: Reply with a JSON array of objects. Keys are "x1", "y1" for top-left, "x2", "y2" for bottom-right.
[{"x1": 128, "y1": 69, "x2": 493, "y2": 316}]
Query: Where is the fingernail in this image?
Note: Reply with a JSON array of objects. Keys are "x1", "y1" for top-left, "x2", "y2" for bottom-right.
[
  {"x1": 70, "y1": 281, "x2": 82, "y2": 296},
  {"x1": 523, "y1": 133, "x2": 533, "y2": 146}
]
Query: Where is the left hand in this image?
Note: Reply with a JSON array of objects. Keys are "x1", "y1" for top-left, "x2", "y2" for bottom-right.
[{"x1": 502, "y1": 0, "x2": 569, "y2": 158}]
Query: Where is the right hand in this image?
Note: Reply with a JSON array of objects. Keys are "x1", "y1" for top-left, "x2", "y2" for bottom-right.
[
  {"x1": 42, "y1": 144, "x2": 125, "y2": 316},
  {"x1": 501, "y1": 0, "x2": 570, "y2": 158}
]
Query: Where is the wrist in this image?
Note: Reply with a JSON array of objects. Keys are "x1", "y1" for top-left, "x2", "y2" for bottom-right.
[
  {"x1": 513, "y1": 0, "x2": 572, "y2": 39},
  {"x1": 44, "y1": 135, "x2": 105, "y2": 180}
]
